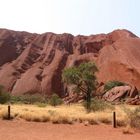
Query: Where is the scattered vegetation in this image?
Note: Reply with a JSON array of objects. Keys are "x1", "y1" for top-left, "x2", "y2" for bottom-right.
[
  {"x1": 10, "y1": 94, "x2": 47, "y2": 104},
  {"x1": 62, "y1": 62, "x2": 98, "y2": 112},
  {"x1": 104, "y1": 80, "x2": 126, "y2": 91}
]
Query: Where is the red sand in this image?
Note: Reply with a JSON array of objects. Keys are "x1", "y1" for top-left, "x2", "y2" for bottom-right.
[{"x1": 0, "y1": 120, "x2": 139, "y2": 140}]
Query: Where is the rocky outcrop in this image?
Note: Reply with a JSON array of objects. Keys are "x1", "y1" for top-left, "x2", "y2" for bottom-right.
[
  {"x1": 0, "y1": 28, "x2": 140, "y2": 97},
  {"x1": 102, "y1": 85, "x2": 138, "y2": 102},
  {"x1": 101, "y1": 85, "x2": 140, "y2": 105}
]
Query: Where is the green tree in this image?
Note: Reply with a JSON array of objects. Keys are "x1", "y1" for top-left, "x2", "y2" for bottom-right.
[
  {"x1": 0, "y1": 85, "x2": 11, "y2": 104},
  {"x1": 62, "y1": 62, "x2": 98, "y2": 112}
]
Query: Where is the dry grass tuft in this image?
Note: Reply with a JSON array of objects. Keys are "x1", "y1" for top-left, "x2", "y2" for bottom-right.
[{"x1": 122, "y1": 125, "x2": 134, "y2": 134}]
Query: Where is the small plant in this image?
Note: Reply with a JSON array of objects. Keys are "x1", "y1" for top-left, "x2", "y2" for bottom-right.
[
  {"x1": 104, "y1": 80, "x2": 126, "y2": 91},
  {"x1": 0, "y1": 85, "x2": 11, "y2": 104},
  {"x1": 48, "y1": 94, "x2": 63, "y2": 106}
]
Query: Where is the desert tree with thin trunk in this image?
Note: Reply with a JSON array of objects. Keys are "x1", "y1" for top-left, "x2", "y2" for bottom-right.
[{"x1": 62, "y1": 62, "x2": 98, "y2": 112}]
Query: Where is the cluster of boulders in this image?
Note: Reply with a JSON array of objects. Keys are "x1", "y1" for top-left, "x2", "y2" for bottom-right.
[
  {"x1": 97, "y1": 84, "x2": 140, "y2": 105},
  {"x1": 63, "y1": 83, "x2": 140, "y2": 105}
]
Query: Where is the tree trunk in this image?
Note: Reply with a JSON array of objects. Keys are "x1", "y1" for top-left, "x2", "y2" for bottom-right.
[{"x1": 86, "y1": 88, "x2": 91, "y2": 112}]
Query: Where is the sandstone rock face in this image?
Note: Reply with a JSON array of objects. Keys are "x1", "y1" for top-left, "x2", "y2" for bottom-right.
[{"x1": 0, "y1": 28, "x2": 140, "y2": 96}]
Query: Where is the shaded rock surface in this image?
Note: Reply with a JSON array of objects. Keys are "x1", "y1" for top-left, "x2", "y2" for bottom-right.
[{"x1": 0, "y1": 28, "x2": 140, "y2": 97}]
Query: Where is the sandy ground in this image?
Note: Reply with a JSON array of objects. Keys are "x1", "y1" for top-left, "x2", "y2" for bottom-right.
[{"x1": 0, "y1": 120, "x2": 139, "y2": 140}]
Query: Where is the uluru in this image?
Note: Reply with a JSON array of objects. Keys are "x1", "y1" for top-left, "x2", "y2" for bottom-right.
[{"x1": 0, "y1": 28, "x2": 140, "y2": 96}]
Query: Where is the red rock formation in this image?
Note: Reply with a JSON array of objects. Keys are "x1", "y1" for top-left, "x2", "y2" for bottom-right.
[
  {"x1": 0, "y1": 28, "x2": 140, "y2": 97},
  {"x1": 102, "y1": 85, "x2": 137, "y2": 102}
]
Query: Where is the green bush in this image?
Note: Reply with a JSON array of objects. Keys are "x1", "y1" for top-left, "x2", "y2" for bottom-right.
[
  {"x1": 83, "y1": 98, "x2": 114, "y2": 112},
  {"x1": 10, "y1": 94, "x2": 46, "y2": 104},
  {"x1": 48, "y1": 94, "x2": 63, "y2": 106},
  {"x1": 104, "y1": 81, "x2": 125, "y2": 91},
  {"x1": 0, "y1": 85, "x2": 11, "y2": 104}
]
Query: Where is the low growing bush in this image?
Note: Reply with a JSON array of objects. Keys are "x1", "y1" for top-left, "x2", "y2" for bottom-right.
[
  {"x1": 48, "y1": 94, "x2": 63, "y2": 106},
  {"x1": 11, "y1": 94, "x2": 46, "y2": 104}
]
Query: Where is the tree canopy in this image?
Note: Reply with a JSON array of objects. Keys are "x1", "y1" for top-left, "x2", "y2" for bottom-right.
[{"x1": 62, "y1": 62, "x2": 98, "y2": 111}]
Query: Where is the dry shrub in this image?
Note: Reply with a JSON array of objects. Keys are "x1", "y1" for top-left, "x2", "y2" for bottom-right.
[
  {"x1": 0, "y1": 110, "x2": 15, "y2": 120},
  {"x1": 87, "y1": 119, "x2": 99, "y2": 125},
  {"x1": 123, "y1": 106, "x2": 140, "y2": 129},
  {"x1": 51, "y1": 114, "x2": 73, "y2": 124},
  {"x1": 78, "y1": 116, "x2": 99, "y2": 125},
  {"x1": 41, "y1": 115, "x2": 50, "y2": 122},
  {"x1": 117, "y1": 119, "x2": 126, "y2": 127},
  {"x1": 122, "y1": 125, "x2": 134, "y2": 134},
  {"x1": 19, "y1": 112, "x2": 50, "y2": 122},
  {"x1": 98, "y1": 117, "x2": 112, "y2": 124}
]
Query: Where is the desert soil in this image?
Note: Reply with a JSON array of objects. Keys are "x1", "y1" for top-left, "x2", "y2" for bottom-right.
[{"x1": 0, "y1": 120, "x2": 139, "y2": 140}]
